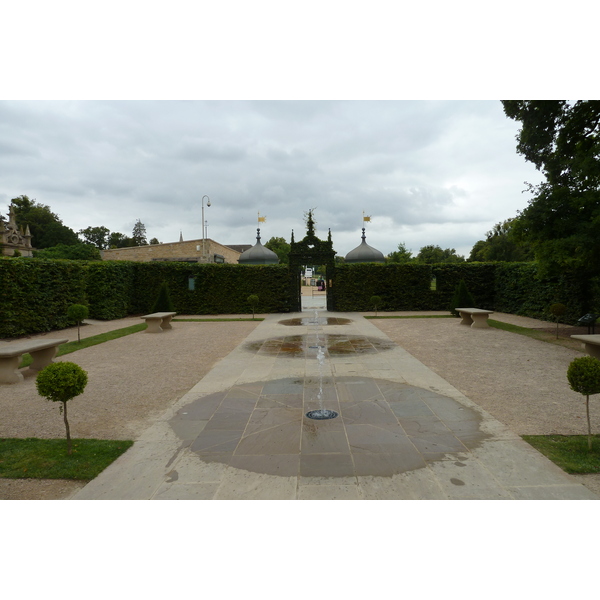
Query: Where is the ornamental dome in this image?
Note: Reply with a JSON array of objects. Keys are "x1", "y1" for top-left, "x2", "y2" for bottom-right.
[
  {"x1": 238, "y1": 228, "x2": 280, "y2": 265},
  {"x1": 344, "y1": 228, "x2": 385, "y2": 264}
]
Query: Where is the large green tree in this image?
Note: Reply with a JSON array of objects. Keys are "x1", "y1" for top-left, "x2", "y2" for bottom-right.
[
  {"x1": 264, "y1": 236, "x2": 291, "y2": 264},
  {"x1": 10, "y1": 195, "x2": 78, "y2": 249},
  {"x1": 79, "y1": 226, "x2": 110, "y2": 249},
  {"x1": 468, "y1": 218, "x2": 534, "y2": 262},
  {"x1": 414, "y1": 245, "x2": 465, "y2": 264},
  {"x1": 502, "y1": 100, "x2": 600, "y2": 276},
  {"x1": 108, "y1": 231, "x2": 135, "y2": 248},
  {"x1": 386, "y1": 242, "x2": 413, "y2": 264}
]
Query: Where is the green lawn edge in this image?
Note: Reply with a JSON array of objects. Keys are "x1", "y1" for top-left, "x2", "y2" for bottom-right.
[
  {"x1": 19, "y1": 323, "x2": 147, "y2": 368},
  {"x1": 172, "y1": 318, "x2": 264, "y2": 322},
  {"x1": 365, "y1": 315, "x2": 454, "y2": 320},
  {"x1": 0, "y1": 438, "x2": 134, "y2": 480},
  {"x1": 522, "y1": 434, "x2": 600, "y2": 474}
]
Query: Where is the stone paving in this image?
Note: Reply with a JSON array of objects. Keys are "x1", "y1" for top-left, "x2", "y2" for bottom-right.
[{"x1": 72, "y1": 294, "x2": 599, "y2": 500}]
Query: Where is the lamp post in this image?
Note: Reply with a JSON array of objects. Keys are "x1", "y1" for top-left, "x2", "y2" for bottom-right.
[{"x1": 202, "y1": 195, "x2": 211, "y2": 261}]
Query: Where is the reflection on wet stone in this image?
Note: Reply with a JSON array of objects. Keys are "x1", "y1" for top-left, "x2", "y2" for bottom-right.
[
  {"x1": 279, "y1": 317, "x2": 353, "y2": 326},
  {"x1": 170, "y1": 377, "x2": 490, "y2": 478},
  {"x1": 246, "y1": 334, "x2": 396, "y2": 357}
]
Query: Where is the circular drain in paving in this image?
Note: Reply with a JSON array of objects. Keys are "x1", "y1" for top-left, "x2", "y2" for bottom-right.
[{"x1": 306, "y1": 409, "x2": 339, "y2": 420}]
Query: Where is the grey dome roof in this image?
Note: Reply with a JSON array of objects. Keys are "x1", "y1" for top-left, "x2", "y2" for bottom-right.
[
  {"x1": 344, "y1": 229, "x2": 385, "y2": 263},
  {"x1": 238, "y1": 229, "x2": 280, "y2": 265}
]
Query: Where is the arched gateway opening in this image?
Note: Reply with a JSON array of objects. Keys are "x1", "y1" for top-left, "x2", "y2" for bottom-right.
[{"x1": 288, "y1": 210, "x2": 336, "y2": 312}]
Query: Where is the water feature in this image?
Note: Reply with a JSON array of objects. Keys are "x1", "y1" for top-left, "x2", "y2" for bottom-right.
[{"x1": 306, "y1": 308, "x2": 338, "y2": 421}]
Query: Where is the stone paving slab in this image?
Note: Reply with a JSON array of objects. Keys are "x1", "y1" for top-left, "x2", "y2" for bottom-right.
[{"x1": 72, "y1": 309, "x2": 598, "y2": 500}]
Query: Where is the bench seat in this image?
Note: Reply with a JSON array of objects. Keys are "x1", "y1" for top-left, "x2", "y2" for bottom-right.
[
  {"x1": 455, "y1": 307, "x2": 494, "y2": 328},
  {"x1": 140, "y1": 312, "x2": 177, "y2": 333},
  {"x1": 571, "y1": 334, "x2": 600, "y2": 359},
  {"x1": 0, "y1": 338, "x2": 68, "y2": 384}
]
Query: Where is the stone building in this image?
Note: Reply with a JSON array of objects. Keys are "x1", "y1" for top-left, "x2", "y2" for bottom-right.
[
  {"x1": 101, "y1": 238, "x2": 250, "y2": 264},
  {"x1": 0, "y1": 206, "x2": 33, "y2": 257}
]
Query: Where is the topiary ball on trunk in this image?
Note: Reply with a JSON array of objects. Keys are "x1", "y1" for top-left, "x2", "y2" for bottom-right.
[
  {"x1": 36, "y1": 362, "x2": 88, "y2": 404},
  {"x1": 567, "y1": 356, "x2": 600, "y2": 396}
]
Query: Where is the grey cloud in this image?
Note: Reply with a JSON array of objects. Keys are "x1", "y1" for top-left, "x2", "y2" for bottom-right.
[
  {"x1": 175, "y1": 138, "x2": 247, "y2": 162},
  {"x1": 0, "y1": 100, "x2": 544, "y2": 257}
]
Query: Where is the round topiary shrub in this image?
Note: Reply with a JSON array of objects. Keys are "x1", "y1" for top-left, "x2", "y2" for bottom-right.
[
  {"x1": 67, "y1": 304, "x2": 89, "y2": 342},
  {"x1": 567, "y1": 356, "x2": 600, "y2": 450},
  {"x1": 247, "y1": 294, "x2": 259, "y2": 319},
  {"x1": 549, "y1": 303, "x2": 567, "y2": 339},
  {"x1": 370, "y1": 295, "x2": 382, "y2": 316},
  {"x1": 36, "y1": 362, "x2": 88, "y2": 455}
]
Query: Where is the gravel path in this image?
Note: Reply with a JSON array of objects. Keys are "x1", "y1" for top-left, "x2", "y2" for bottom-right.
[
  {"x1": 369, "y1": 312, "x2": 600, "y2": 496},
  {"x1": 0, "y1": 316, "x2": 261, "y2": 500},
  {"x1": 2, "y1": 311, "x2": 599, "y2": 499}
]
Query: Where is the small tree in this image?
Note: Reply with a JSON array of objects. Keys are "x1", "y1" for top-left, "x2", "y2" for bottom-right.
[
  {"x1": 36, "y1": 362, "x2": 88, "y2": 455},
  {"x1": 549, "y1": 303, "x2": 567, "y2": 339},
  {"x1": 370, "y1": 295, "x2": 382, "y2": 316},
  {"x1": 247, "y1": 294, "x2": 259, "y2": 319},
  {"x1": 567, "y1": 356, "x2": 600, "y2": 451},
  {"x1": 67, "y1": 303, "x2": 89, "y2": 342},
  {"x1": 152, "y1": 282, "x2": 175, "y2": 313},
  {"x1": 131, "y1": 219, "x2": 148, "y2": 246},
  {"x1": 449, "y1": 279, "x2": 476, "y2": 317}
]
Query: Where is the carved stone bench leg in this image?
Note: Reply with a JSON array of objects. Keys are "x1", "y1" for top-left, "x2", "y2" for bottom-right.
[
  {"x1": 29, "y1": 346, "x2": 60, "y2": 371},
  {"x1": 458, "y1": 311, "x2": 473, "y2": 326},
  {"x1": 0, "y1": 356, "x2": 24, "y2": 384},
  {"x1": 470, "y1": 314, "x2": 490, "y2": 329},
  {"x1": 160, "y1": 315, "x2": 174, "y2": 330},
  {"x1": 144, "y1": 318, "x2": 163, "y2": 333}
]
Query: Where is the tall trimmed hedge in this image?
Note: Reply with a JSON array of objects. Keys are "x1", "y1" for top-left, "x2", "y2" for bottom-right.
[
  {"x1": 0, "y1": 258, "x2": 87, "y2": 337},
  {"x1": 332, "y1": 262, "x2": 599, "y2": 324},
  {"x1": 332, "y1": 263, "x2": 432, "y2": 311},
  {"x1": 1, "y1": 259, "x2": 292, "y2": 338},
  {"x1": 332, "y1": 263, "x2": 497, "y2": 312},
  {"x1": 4, "y1": 257, "x2": 600, "y2": 338},
  {"x1": 128, "y1": 262, "x2": 292, "y2": 315},
  {"x1": 431, "y1": 263, "x2": 497, "y2": 310},
  {"x1": 494, "y1": 263, "x2": 599, "y2": 324},
  {"x1": 85, "y1": 262, "x2": 136, "y2": 319}
]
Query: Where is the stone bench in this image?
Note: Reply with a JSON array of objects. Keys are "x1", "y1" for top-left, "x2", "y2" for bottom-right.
[
  {"x1": 0, "y1": 338, "x2": 68, "y2": 384},
  {"x1": 455, "y1": 307, "x2": 494, "y2": 329},
  {"x1": 571, "y1": 335, "x2": 600, "y2": 359},
  {"x1": 141, "y1": 312, "x2": 177, "y2": 333}
]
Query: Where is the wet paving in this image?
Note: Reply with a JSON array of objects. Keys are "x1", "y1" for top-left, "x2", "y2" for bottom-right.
[
  {"x1": 169, "y1": 377, "x2": 489, "y2": 478},
  {"x1": 73, "y1": 310, "x2": 600, "y2": 499},
  {"x1": 246, "y1": 334, "x2": 397, "y2": 357},
  {"x1": 278, "y1": 317, "x2": 353, "y2": 326}
]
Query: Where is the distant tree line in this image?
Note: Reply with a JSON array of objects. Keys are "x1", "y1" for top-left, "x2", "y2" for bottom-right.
[
  {"x1": 8, "y1": 99, "x2": 600, "y2": 274},
  {"x1": 2, "y1": 195, "x2": 159, "y2": 260},
  {"x1": 385, "y1": 243, "x2": 465, "y2": 264}
]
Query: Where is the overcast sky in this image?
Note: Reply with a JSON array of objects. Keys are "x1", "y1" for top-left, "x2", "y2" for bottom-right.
[
  {"x1": 2, "y1": 5, "x2": 590, "y2": 263},
  {"x1": 0, "y1": 100, "x2": 545, "y2": 258}
]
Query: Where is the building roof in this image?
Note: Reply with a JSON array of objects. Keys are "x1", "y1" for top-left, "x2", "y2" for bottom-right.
[
  {"x1": 344, "y1": 229, "x2": 385, "y2": 263},
  {"x1": 226, "y1": 244, "x2": 253, "y2": 253},
  {"x1": 238, "y1": 229, "x2": 279, "y2": 265}
]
